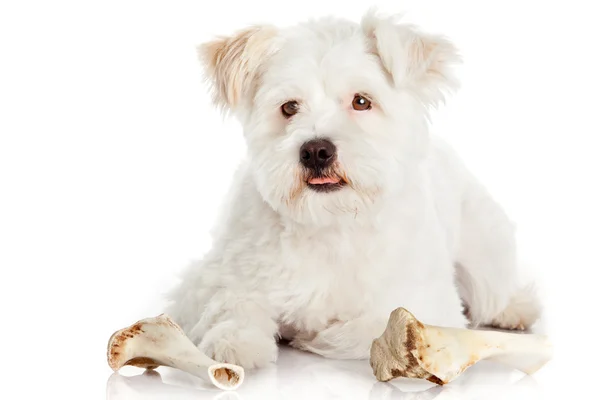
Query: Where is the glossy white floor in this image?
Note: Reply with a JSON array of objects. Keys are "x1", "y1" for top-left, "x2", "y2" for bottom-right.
[
  {"x1": 34, "y1": 284, "x2": 582, "y2": 400},
  {"x1": 106, "y1": 346, "x2": 553, "y2": 400}
]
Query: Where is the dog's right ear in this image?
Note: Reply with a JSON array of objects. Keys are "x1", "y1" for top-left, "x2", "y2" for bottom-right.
[{"x1": 199, "y1": 26, "x2": 279, "y2": 113}]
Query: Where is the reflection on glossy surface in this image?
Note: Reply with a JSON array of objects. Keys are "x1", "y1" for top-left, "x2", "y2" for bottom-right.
[{"x1": 106, "y1": 346, "x2": 542, "y2": 400}]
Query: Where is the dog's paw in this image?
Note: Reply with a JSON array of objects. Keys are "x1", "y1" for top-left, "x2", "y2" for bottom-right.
[
  {"x1": 489, "y1": 286, "x2": 541, "y2": 330},
  {"x1": 289, "y1": 318, "x2": 378, "y2": 360},
  {"x1": 199, "y1": 327, "x2": 278, "y2": 369},
  {"x1": 490, "y1": 307, "x2": 535, "y2": 331},
  {"x1": 490, "y1": 316, "x2": 526, "y2": 330},
  {"x1": 290, "y1": 335, "x2": 335, "y2": 358}
]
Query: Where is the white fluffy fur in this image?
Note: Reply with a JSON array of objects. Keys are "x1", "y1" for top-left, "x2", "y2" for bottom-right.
[{"x1": 165, "y1": 10, "x2": 541, "y2": 368}]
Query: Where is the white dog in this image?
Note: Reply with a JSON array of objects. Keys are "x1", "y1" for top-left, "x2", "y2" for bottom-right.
[{"x1": 165, "y1": 10, "x2": 541, "y2": 369}]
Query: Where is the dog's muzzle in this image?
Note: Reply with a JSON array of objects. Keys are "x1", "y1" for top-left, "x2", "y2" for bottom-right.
[{"x1": 299, "y1": 139, "x2": 346, "y2": 192}]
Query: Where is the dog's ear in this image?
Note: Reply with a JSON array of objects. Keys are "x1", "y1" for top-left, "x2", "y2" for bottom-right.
[
  {"x1": 362, "y1": 11, "x2": 460, "y2": 107},
  {"x1": 199, "y1": 26, "x2": 279, "y2": 113}
]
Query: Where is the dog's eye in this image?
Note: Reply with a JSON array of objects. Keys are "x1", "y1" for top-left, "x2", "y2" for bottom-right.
[
  {"x1": 281, "y1": 101, "x2": 300, "y2": 118},
  {"x1": 352, "y1": 94, "x2": 371, "y2": 111}
]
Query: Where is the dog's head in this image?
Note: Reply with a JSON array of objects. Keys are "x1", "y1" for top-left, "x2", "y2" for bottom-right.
[{"x1": 200, "y1": 11, "x2": 460, "y2": 225}]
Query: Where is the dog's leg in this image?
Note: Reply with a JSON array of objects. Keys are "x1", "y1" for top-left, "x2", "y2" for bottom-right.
[
  {"x1": 198, "y1": 291, "x2": 279, "y2": 369},
  {"x1": 456, "y1": 181, "x2": 541, "y2": 329},
  {"x1": 172, "y1": 288, "x2": 279, "y2": 369},
  {"x1": 290, "y1": 315, "x2": 388, "y2": 360}
]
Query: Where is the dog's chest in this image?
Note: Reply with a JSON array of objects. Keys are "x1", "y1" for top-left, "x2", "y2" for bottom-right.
[{"x1": 272, "y1": 221, "x2": 405, "y2": 333}]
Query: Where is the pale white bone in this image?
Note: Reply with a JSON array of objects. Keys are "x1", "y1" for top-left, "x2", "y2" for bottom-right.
[
  {"x1": 107, "y1": 314, "x2": 244, "y2": 391},
  {"x1": 370, "y1": 308, "x2": 552, "y2": 384}
]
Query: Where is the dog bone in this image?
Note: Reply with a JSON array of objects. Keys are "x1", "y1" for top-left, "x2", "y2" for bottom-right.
[
  {"x1": 370, "y1": 308, "x2": 552, "y2": 385},
  {"x1": 107, "y1": 314, "x2": 244, "y2": 391}
]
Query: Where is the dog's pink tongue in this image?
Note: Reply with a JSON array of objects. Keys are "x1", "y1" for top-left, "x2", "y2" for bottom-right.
[{"x1": 309, "y1": 176, "x2": 341, "y2": 185}]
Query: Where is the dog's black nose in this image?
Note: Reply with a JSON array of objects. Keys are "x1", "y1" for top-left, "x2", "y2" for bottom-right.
[{"x1": 299, "y1": 139, "x2": 336, "y2": 169}]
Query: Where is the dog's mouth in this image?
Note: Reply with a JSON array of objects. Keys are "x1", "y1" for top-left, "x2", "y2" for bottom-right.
[{"x1": 306, "y1": 173, "x2": 347, "y2": 193}]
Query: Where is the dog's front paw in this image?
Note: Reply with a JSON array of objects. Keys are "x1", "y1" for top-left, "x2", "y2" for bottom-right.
[{"x1": 199, "y1": 326, "x2": 278, "y2": 369}]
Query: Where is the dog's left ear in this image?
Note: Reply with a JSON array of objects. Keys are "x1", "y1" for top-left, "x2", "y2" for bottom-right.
[
  {"x1": 362, "y1": 11, "x2": 461, "y2": 107},
  {"x1": 199, "y1": 25, "x2": 279, "y2": 113}
]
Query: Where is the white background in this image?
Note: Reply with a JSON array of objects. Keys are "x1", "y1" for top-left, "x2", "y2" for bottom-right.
[{"x1": 1, "y1": 1, "x2": 599, "y2": 399}]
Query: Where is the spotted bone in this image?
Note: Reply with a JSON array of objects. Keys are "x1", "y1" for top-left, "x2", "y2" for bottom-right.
[
  {"x1": 370, "y1": 308, "x2": 552, "y2": 385},
  {"x1": 107, "y1": 314, "x2": 244, "y2": 391}
]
